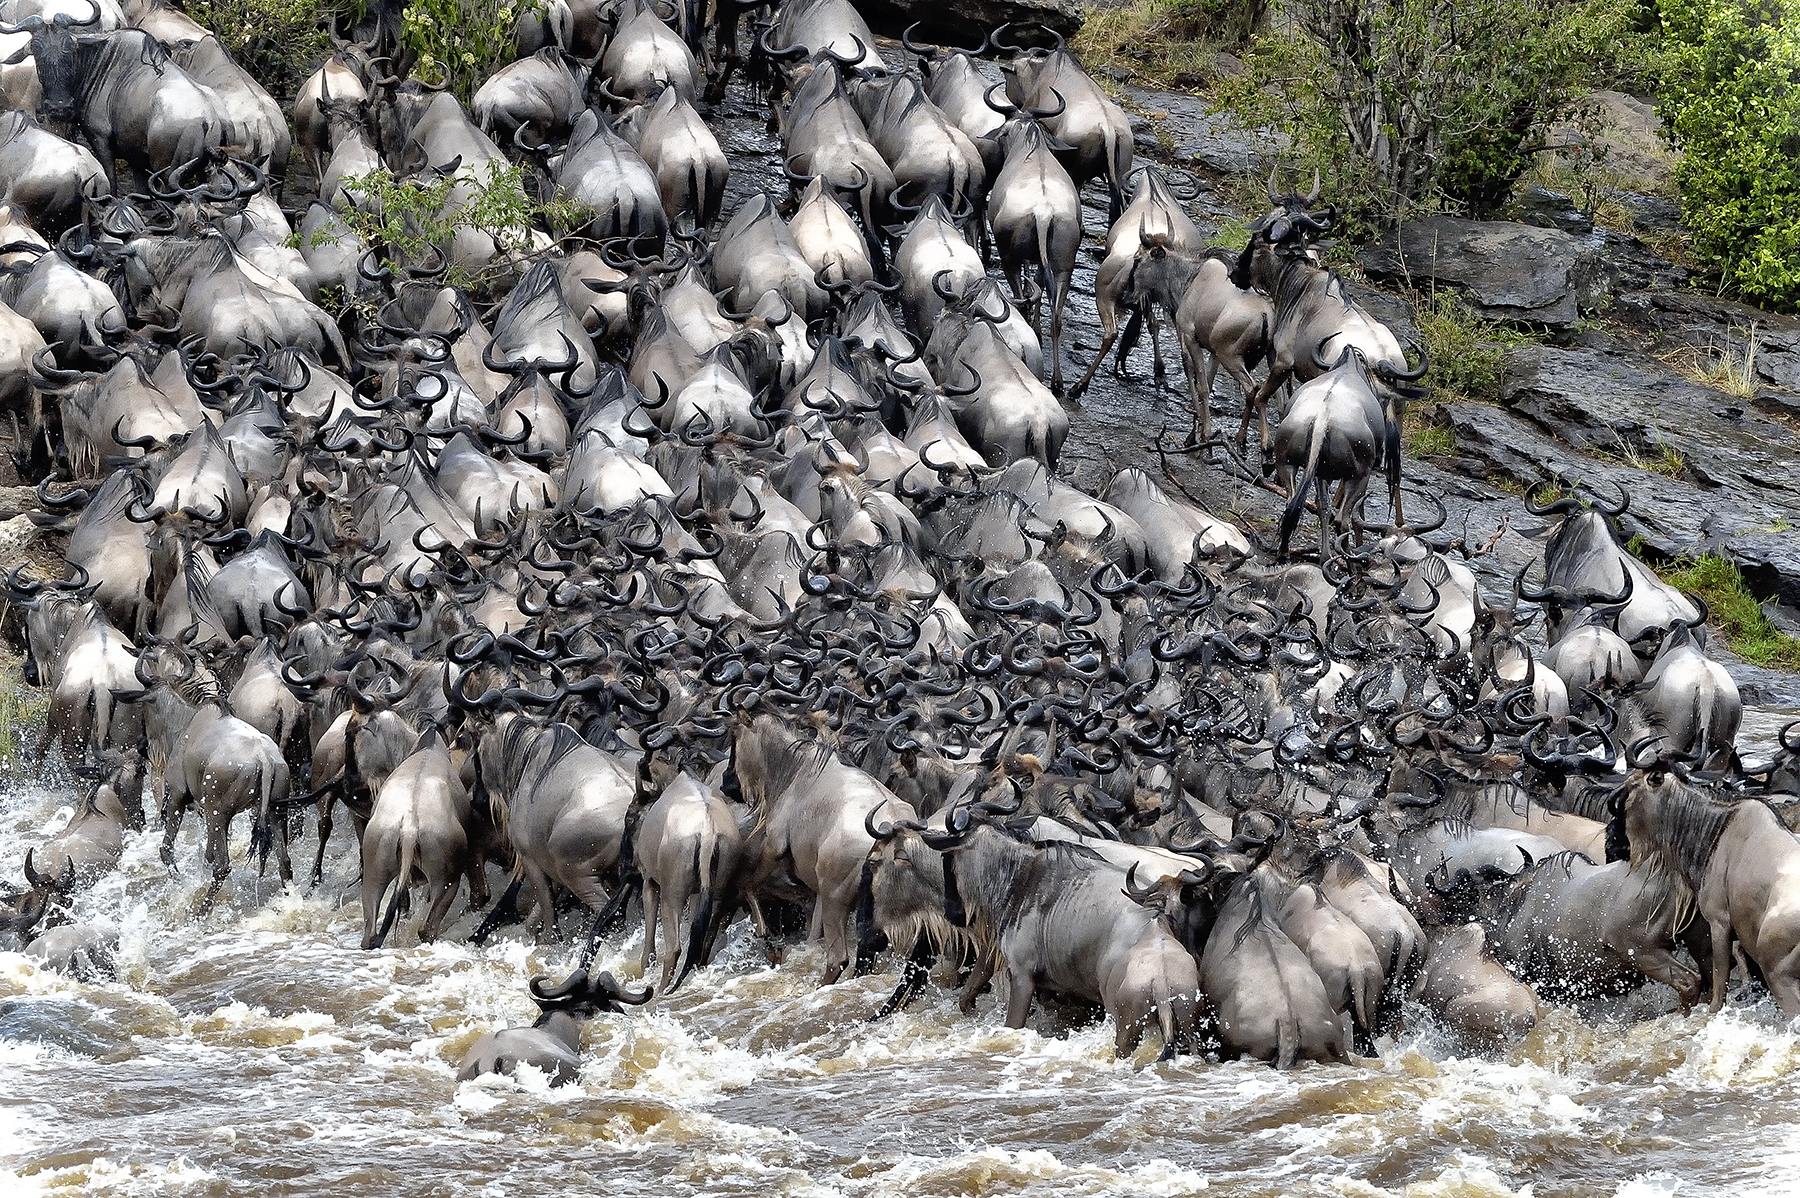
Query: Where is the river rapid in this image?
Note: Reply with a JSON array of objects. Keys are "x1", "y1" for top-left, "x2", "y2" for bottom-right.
[{"x1": 0, "y1": 708, "x2": 1795, "y2": 1198}]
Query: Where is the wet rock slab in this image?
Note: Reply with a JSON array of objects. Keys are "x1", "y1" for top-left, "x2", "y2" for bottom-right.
[
  {"x1": 1122, "y1": 86, "x2": 1288, "y2": 177},
  {"x1": 1438, "y1": 344, "x2": 1800, "y2": 594},
  {"x1": 1359, "y1": 218, "x2": 1615, "y2": 328}
]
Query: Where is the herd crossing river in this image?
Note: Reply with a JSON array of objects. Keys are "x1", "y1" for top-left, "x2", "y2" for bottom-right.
[
  {"x1": 1, "y1": 717, "x2": 1799, "y2": 1197},
  {"x1": 3, "y1": 0, "x2": 1800, "y2": 1194}
]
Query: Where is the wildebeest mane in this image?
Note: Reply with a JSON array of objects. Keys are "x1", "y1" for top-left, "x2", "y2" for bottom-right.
[
  {"x1": 69, "y1": 29, "x2": 174, "y2": 113},
  {"x1": 750, "y1": 730, "x2": 837, "y2": 808},
  {"x1": 1636, "y1": 774, "x2": 1740, "y2": 885}
]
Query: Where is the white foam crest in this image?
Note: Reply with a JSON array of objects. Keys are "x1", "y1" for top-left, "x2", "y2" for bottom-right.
[
  {"x1": 1669, "y1": 1003, "x2": 1800, "y2": 1088},
  {"x1": 868, "y1": 1144, "x2": 1211, "y2": 1197},
  {"x1": 584, "y1": 1006, "x2": 778, "y2": 1100},
  {"x1": 0, "y1": 1154, "x2": 220, "y2": 1196}
]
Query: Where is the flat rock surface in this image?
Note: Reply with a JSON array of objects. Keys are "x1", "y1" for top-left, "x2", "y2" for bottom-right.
[
  {"x1": 1359, "y1": 217, "x2": 1615, "y2": 327},
  {"x1": 1122, "y1": 86, "x2": 1288, "y2": 176},
  {"x1": 1437, "y1": 343, "x2": 1800, "y2": 583}
]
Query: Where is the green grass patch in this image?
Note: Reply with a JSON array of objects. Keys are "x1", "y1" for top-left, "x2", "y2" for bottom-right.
[
  {"x1": 1655, "y1": 553, "x2": 1800, "y2": 670},
  {"x1": 1403, "y1": 409, "x2": 1455, "y2": 458},
  {"x1": 1414, "y1": 289, "x2": 1532, "y2": 403},
  {"x1": 0, "y1": 661, "x2": 46, "y2": 774}
]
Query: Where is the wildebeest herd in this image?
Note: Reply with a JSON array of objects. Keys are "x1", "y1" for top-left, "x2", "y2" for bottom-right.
[{"x1": 2, "y1": 0, "x2": 1798, "y2": 1080}]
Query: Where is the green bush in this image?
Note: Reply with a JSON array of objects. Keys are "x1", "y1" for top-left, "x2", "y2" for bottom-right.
[
  {"x1": 401, "y1": 0, "x2": 541, "y2": 104},
  {"x1": 184, "y1": 0, "x2": 334, "y2": 101},
  {"x1": 1414, "y1": 290, "x2": 1530, "y2": 401},
  {"x1": 1222, "y1": 1, "x2": 1649, "y2": 228},
  {"x1": 324, "y1": 161, "x2": 591, "y2": 293},
  {"x1": 1657, "y1": 0, "x2": 1800, "y2": 312}
]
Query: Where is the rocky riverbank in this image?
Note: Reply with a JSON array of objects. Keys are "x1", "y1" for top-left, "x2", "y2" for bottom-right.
[{"x1": 1034, "y1": 70, "x2": 1800, "y2": 702}]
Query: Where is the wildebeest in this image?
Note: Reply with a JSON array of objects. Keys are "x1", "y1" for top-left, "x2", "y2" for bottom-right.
[
  {"x1": 729, "y1": 712, "x2": 918, "y2": 985},
  {"x1": 1621, "y1": 767, "x2": 1800, "y2": 1015},
  {"x1": 360, "y1": 728, "x2": 490, "y2": 948},
  {"x1": 455, "y1": 969, "x2": 651, "y2": 1083}
]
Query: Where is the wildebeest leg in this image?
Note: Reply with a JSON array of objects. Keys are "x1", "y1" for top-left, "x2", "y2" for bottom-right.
[
  {"x1": 419, "y1": 876, "x2": 461, "y2": 943},
  {"x1": 640, "y1": 878, "x2": 661, "y2": 975},
  {"x1": 198, "y1": 808, "x2": 232, "y2": 917},
  {"x1": 742, "y1": 892, "x2": 777, "y2": 955},
  {"x1": 1767, "y1": 947, "x2": 1800, "y2": 1018},
  {"x1": 1002, "y1": 965, "x2": 1034, "y2": 1029},
  {"x1": 659, "y1": 887, "x2": 687, "y2": 994},
  {"x1": 1709, "y1": 917, "x2": 1732, "y2": 1012},
  {"x1": 309, "y1": 796, "x2": 335, "y2": 889},
  {"x1": 1148, "y1": 305, "x2": 1166, "y2": 380},
  {"x1": 1069, "y1": 302, "x2": 1120, "y2": 400},
  {"x1": 160, "y1": 779, "x2": 190, "y2": 868},
  {"x1": 465, "y1": 860, "x2": 491, "y2": 911},
  {"x1": 818, "y1": 892, "x2": 852, "y2": 986},
  {"x1": 471, "y1": 874, "x2": 526, "y2": 945},
  {"x1": 1316, "y1": 475, "x2": 1331, "y2": 561},
  {"x1": 1177, "y1": 337, "x2": 1209, "y2": 448},
  {"x1": 524, "y1": 862, "x2": 558, "y2": 942},
  {"x1": 958, "y1": 951, "x2": 996, "y2": 1014},
  {"x1": 869, "y1": 939, "x2": 936, "y2": 1021}
]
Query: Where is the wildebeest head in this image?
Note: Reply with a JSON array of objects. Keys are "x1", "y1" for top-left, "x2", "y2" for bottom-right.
[
  {"x1": 527, "y1": 968, "x2": 651, "y2": 1022},
  {"x1": 0, "y1": 1, "x2": 102, "y2": 133},
  {"x1": 0, "y1": 849, "x2": 76, "y2": 945},
  {"x1": 1120, "y1": 859, "x2": 1221, "y2": 955}
]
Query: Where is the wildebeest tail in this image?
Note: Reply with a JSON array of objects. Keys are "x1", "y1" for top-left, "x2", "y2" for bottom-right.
[
  {"x1": 1279, "y1": 401, "x2": 1330, "y2": 552},
  {"x1": 1276, "y1": 1007, "x2": 1301, "y2": 1070},
  {"x1": 1245, "y1": 311, "x2": 1269, "y2": 372},
  {"x1": 250, "y1": 760, "x2": 275, "y2": 874},
  {"x1": 1116, "y1": 308, "x2": 1145, "y2": 367},
  {"x1": 674, "y1": 838, "x2": 722, "y2": 993},
  {"x1": 1036, "y1": 230, "x2": 1058, "y2": 332},
  {"x1": 1155, "y1": 993, "x2": 1180, "y2": 1061},
  {"x1": 373, "y1": 832, "x2": 416, "y2": 949}
]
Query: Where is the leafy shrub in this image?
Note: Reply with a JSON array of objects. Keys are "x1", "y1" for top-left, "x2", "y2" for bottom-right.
[
  {"x1": 184, "y1": 0, "x2": 334, "y2": 101},
  {"x1": 324, "y1": 161, "x2": 590, "y2": 292},
  {"x1": 1656, "y1": 0, "x2": 1800, "y2": 312},
  {"x1": 1413, "y1": 290, "x2": 1530, "y2": 401},
  {"x1": 401, "y1": 0, "x2": 541, "y2": 104},
  {"x1": 1221, "y1": 1, "x2": 1648, "y2": 228}
]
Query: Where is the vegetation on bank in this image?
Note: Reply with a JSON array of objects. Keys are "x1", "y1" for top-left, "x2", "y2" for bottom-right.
[
  {"x1": 1656, "y1": 0, "x2": 1800, "y2": 312},
  {"x1": 1655, "y1": 553, "x2": 1800, "y2": 669},
  {"x1": 182, "y1": 0, "x2": 334, "y2": 100},
  {"x1": 0, "y1": 661, "x2": 46, "y2": 774},
  {"x1": 401, "y1": 0, "x2": 544, "y2": 104},
  {"x1": 1086, "y1": 0, "x2": 1795, "y2": 318}
]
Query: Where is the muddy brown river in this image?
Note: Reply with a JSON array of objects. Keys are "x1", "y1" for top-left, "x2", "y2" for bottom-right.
[{"x1": 0, "y1": 709, "x2": 1795, "y2": 1197}]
